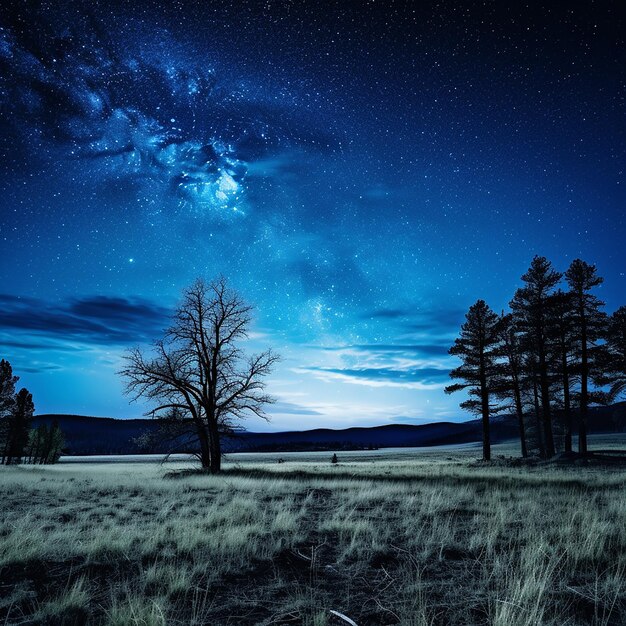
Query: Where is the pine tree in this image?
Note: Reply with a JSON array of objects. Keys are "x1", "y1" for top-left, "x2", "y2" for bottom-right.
[
  {"x1": 604, "y1": 306, "x2": 626, "y2": 401},
  {"x1": 26, "y1": 424, "x2": 46, "y2": 464},
  {"x1": 551, "y1": 289, "x2": 576, "y2": 453},
  {"x1": 527, "y1": 355, "x2": 546, "y2": 457},
  {"x1": 34, "y1": 424, "x2": 49, "y2": 464},
  {"x1": 445, "y1": 300, "x2": 501, "y2": 461},
  {"x1": 45, "y1": 421, "x2": 64, "y2": 463},
  {"x1": 0, "y1": 360, "x2": 19, "y2": 464},
  {"x1": 495, "y1": 313, "x2": 528, "y2": 457},
  {"x1": 510, "y1": 256, "x2": 561, "y2": 458},
  {"x1": 565, "y1": 259, "x2": 606, "y2": 454},
  {"x1": 3, "y1": 388, "x2": 34, "y2": 464}
]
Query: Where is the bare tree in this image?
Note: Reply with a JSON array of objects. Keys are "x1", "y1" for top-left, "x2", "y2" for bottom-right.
[{"x1": 120, "y1": 277, "x2": 278, "y2": 473}]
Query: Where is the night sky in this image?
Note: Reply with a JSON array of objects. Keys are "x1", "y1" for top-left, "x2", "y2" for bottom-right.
[{"x1": 1, "y1": 1, "x2": 624, "y2": 430}]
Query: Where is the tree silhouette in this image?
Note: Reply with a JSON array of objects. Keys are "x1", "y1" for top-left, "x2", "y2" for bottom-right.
[
  {"x1": 121, "y1": 277, "x2": 278, "y2": 473},
  {"x1": 447, "y1": 255, "x2": 624, "y2": 460},
  {"x1": 3, "y1": 388, "x2": 34, "y2": 464},
  {"x1": 27, "y1": 424, "x2": 47, "y2": 464},
  {"x1": 446, "y1": 300, "x2": 501, "y2": 461},
  {"x1": 495, "y1": 313, "x2": 528, "y2": 457},
  {"x1": 510, "y1": 256, "x2": 561, "y2": 458},
  {"x1": 525, "y1": 353, "x2": 546, "y2": 457},
  {"x1": 565, "y1": 259, "x2": 606, "y2": 454},
  {"x1": 0, "y1": 360, "x2": 19, "y2": 464},
  {"x1": 26, "y1": 422, "x2": 64, "y2": 464},
  {"x1": 602, "y1": 306, "x2": 626, "y2": 401},
  {"x1": 551, "y1": 289, "x2": 576, "y2": 453},
  {"x1": 45, "y1": 421, "x2": 64, "y2": 463}
]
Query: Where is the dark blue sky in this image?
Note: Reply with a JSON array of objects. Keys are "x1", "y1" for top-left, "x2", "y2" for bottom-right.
[{"x1": 0, "y1": 0, "x2": 624, "y2": 429}]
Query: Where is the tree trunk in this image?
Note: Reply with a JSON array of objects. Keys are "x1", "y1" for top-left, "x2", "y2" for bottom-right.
[
  {"x1": 561, "y1": 339, "x2": 572, "y2": 453},
  {"x1": 564, "y1": 410, "x2": 573, "y2": 454},
  {"x1": 196, "y1": 423, "x2": 211, "y2": 470},
  {"x1": 481, "y1": 401, "x2": 490, "y2": 461},
  {"x1": 563, "y1": 372, "x2": 572, "y2": 452},
  {"x1": 207, "y1": 419, "x2": 221, "y2": 473},
  {"x1": 533, "y1": 374, "x2": 546, "y2": 458},
  {"x1": 513, "y1": 384, "x2": 527, "y2": 458},
  {"x1": 538, "y1": 351, "x2": 555, "y2": 457},
  {"x1": 479, "y1": 353, "x2": 490, "y2": 461},
  {"x1": 579, "y1": 312, "x2": 588, "y2": 455}
]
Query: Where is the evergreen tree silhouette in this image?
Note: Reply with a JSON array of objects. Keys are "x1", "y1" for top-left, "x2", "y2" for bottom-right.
[
  {"x1": 27, "y1": 424, "x2": 47, "y2": 464},
  {"x1": 510, "y1": 256, "x2": 561, "y2": 458},
  {"x1": 3, "y1": 388, "x2": 34, "y2": 464},
  {"x1": 551, "y1": 289, "x2": 576, "y2": 453},
  {"x1": 565, "y1": 259, "x2": 606, "y2": 454},
  {"x1": 0, "y1": 360, "x2": 19, "y2": 465},
  {"x1": 603, "y1": 306, "x2": 626, "y2": 401},
  {"x1": 495, "y1": 313, "x2": 529, "y2": 457},
  {"x1": 45, "y1": 421, "x2": 64, "y2": 463},
  {"x1": 446, "y1": 300, "x2": 501, "y2": 461}
]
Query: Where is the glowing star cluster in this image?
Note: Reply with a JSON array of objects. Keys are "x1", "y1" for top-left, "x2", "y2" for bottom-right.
[{"x1": 0, "y1": 16, "x2": 314, "y2": 219}]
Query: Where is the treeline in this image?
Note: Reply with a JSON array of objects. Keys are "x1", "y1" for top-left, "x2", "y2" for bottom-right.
[
  {"x1": 0, "y1": 359, "x2": 64, "y2": 465},
  {"x1": 447, "y1": 256, "x2": 625, "y2": 460}
]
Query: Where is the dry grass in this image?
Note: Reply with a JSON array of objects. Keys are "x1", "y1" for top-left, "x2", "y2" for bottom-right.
[{"x1": 1, "y1": 436, "x2": 625, "y2": 625}]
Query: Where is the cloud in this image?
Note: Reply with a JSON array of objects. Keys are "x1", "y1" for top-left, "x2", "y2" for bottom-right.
[
  {"x1": 322, "y1": 343, "x2": 451, "y2": 357},
  {"x1": 18, "y1": 363, "x2": 63, "y2": 374},
  {"x1": 318, "y1": 366, "x2": 449, "y2": 382},
  {"x1": 366, "y1": 307, "x2": 411, "y2": 319},
  {"x1": 0, "y1": 294, "x2": 169, "y2": 346},
  {"x1": 361, "y1": 305, "x2": 465, "y2": 335},
  {"x1": 0, "y1": 338, "x2": 82, "y2": 352},
  {"x1": 295, "y1": 338, "x2": 455, "y2": 390},
  {"x1": 407, "y1": 308, "x2": 466, "y2": 333},
  {"x1": 297, "y1": 366, "x2": 449, "y2": 390},
  {"x1": 269, "y1": 401, "x2": 323, "y2": 416},
  {"x1": 260, "y1": 394, "x2": 427, "y2": 430}
]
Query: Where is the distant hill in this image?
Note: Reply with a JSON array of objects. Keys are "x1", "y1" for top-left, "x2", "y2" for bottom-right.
[{"x1": 33, "y1": 403, "x2": 626, "y2": 456}]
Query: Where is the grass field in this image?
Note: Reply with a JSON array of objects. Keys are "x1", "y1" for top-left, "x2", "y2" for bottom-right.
[{"x1": 1, "y1": 436, "x2": 625, "y2": 625}]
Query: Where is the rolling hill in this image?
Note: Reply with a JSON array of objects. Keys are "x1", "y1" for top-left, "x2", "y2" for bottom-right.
[{"x1": 33, "y1": 402, "x2": 626, "y2": 456}]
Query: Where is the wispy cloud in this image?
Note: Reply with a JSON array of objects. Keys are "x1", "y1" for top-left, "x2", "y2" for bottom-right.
[
  {"x1": 321, "y1": 343, "x2": 451, "y2": 357},
  {"x1": 269, "y1": 401, "x2": 323, "y2": 416},
  {"x1": 296, "y1": 366, "x2": 448, "y2": 390},
  {"x1": 0, "y1": 294, "x2": 169, "y2": 346},
  {"x1": 360, "y1": 305, "x2": 465, "y2": 336},
  {"x1": 264, "y1": 394, "x2": 428, "y2": 429},
  {"x1": 293, "y1": 337, "x2": 454, "y2": 390}
]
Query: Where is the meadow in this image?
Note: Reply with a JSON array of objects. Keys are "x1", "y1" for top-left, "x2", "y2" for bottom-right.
[{"x1": 1, "y1": 437, "x2": 625, "y2": 626}]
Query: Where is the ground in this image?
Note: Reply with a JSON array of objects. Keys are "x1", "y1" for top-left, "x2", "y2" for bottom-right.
[{"x1": 1, "y1": 436, "x2": 625, "y2": 625}]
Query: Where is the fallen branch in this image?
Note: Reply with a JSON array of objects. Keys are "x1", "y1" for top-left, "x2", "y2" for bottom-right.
[{"x1": 329, "y1": 609, "x2": 358, "y2": 626}]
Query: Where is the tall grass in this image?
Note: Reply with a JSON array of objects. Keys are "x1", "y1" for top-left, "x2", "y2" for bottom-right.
[{"x1": 1, "y1": 439, "x2": 625, "y2": 624}]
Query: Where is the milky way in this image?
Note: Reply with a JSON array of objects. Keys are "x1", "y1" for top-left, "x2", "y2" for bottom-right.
[
  {"x1": 0, "y1": 1, "x2": 624, "y2": 428},
  {"x1": 0, "y1": 8, "x2": 333, "y2": 218}
]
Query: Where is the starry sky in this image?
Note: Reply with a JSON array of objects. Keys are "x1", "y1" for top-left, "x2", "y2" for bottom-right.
[{"x1": 0, "y1": 0, "x2": 624, "y2": 430}]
